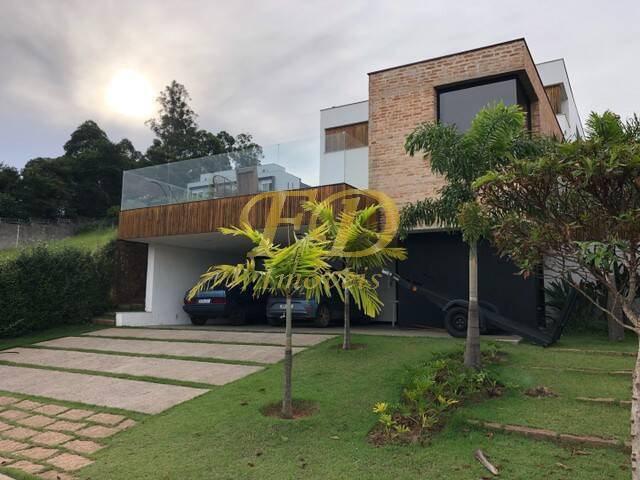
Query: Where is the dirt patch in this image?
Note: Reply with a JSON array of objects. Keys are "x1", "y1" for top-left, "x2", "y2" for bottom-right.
[
  {"x1": 260, "y1": 399, "x2": 318, "y2": 419},
  {"x1": 524, "y1": 385, "x2": 557, "y2": 398},
  {"x1": 331, "y1": 343, "x2": 367, "y2": 351}
]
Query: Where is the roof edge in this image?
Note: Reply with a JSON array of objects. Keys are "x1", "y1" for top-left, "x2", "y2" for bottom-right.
[
  {"x1": 367, "y1": 37, "x2": 527, "y2": 75},
  {"x1": 320, "y1": 99, "x2": 369, "y2": 111}
]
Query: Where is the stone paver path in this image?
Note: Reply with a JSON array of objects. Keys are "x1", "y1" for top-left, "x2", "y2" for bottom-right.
[
  {"x1": 37, "y1": 336, "x2": 303, "y2": 364},
  {"x1": 0, "y1": 395, "x2": 136, "y2": 478},
  {"x1": 0, "y1": 366, "x2": 207, "y2": 414},
  {"x1": 86, "y1": 327, "x2": 335, "y2": 347},
  {"x1": 5, "y1": 348, "x2": 263, "y2": 386},
  {"x1": 0, "y1": 328, "x2": 333, "y2": 478}
]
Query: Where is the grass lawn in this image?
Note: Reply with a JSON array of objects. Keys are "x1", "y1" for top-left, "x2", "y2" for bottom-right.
[
  {"x1": 0, "y1": 326, "x2": 633, "y2": 479},
  {"x1": 0, "y1": 226, "x2": 116, "y2": 261},
  {"x1": 65, "y1": 332, "x2": 631, "y2": 480}
]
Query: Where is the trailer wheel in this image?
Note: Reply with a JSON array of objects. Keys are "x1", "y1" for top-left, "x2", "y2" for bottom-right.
[{"x1": 444, "y1": 307, "x2": 468, "y2": 338}]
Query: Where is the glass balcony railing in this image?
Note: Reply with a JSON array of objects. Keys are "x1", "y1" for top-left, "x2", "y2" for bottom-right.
[{"x1": 120, "y1": 133, "x2": 368, "y2": 210}]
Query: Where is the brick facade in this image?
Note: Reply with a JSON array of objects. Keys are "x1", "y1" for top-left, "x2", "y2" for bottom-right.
[{"x1": 368, "y1": 39, "x2": 562, "y2": 207}]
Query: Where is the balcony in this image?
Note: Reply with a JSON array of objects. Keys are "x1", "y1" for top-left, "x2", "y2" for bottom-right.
[{"x1": 118, "y1": 134, "x2": 367, "y2": 240}]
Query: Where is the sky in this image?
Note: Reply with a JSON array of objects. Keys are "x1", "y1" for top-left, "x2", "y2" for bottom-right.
[{"x1": 1, "y1": 0, "x2": 639, "y2": 178}]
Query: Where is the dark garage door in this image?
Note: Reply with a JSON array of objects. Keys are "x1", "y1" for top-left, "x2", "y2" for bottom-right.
[{"x1": 397, "y1": 231, "x2": 542, "y2": 329}]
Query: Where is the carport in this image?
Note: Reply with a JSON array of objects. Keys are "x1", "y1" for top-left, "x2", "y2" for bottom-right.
[
  {"x1": 117, "y1": 231, "x2": 251, "y2": 326},
  {"x1": 115, "y1": 181, "x2": 397, "y2": 328}
]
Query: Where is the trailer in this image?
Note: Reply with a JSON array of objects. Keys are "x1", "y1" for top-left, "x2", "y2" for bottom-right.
[{"x1": 381, "y1": 269, "x2": 575, "y2": 347}]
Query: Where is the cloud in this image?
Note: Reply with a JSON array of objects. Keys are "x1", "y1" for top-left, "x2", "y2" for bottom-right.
[{"x1": 1, "y1": 0, "x2": 639, "y2": 173}]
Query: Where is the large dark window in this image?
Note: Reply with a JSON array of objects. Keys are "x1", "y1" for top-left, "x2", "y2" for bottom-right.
[{"x1": 438, "y1": 77, "x2": 530, "y2": 132}]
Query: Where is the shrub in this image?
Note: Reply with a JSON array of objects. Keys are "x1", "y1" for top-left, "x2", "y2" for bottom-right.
[
  {"x1": 369, "y1": 349, "x2": 504, "y2": 445},
  {"x1": 545, "y1": 278, "x2": 606, "y2": 333},
  {"x1": 0, "y1": 241, "x2": 114, "y2": 337}
]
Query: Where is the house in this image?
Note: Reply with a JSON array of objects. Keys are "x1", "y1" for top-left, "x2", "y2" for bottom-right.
[{"x1": 115, "y1": 38, "x2": 582, "y2": 329}]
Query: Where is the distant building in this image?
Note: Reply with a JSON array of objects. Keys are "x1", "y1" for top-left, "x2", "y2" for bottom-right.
[{"x1": 186, "y1": 163, "x2": 302, "y2": 200}]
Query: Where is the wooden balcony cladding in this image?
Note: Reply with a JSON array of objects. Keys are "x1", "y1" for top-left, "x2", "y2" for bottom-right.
[
  {"x1": 118, "y1": 183, "x2": 368, "y2": 240},
  {"x1": 544, "y1": 84, "x2": 563, "y2": 115},
  {"x1": 325, "y1": 122, "x2": 369, "y2": 153}
]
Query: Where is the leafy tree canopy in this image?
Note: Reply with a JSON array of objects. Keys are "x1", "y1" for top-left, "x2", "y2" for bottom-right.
[{"x1": 145, "y1": 81, "x2": 262, "y2": 168}]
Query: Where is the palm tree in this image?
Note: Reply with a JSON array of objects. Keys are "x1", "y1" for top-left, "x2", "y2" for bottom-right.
[
  {"x1": 189, "y1": 222, "x2": 382, "y2": 418},
  {"x1": 400, "y1": 103, "x2": 530, "y2": 369},
  {"x1": 303, "y1": 201, "x2": 406, "y2": 349}
]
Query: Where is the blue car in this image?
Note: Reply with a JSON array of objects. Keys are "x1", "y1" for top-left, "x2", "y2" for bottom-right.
[
  {"x1": 183, "y1": 284, "x2": 266, "y2": 326},
  {"x1": 265, "y1": 294, "x2": 369, "y2": 327}
]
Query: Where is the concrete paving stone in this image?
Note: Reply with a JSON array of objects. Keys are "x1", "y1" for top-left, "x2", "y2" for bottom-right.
[
  {"x1": 18, "y1": 415, "x2": 56, "y2": 428},
  {"x1": 115, "y1": 419, "x2": 136, "y2": 431},
  {"x1": 84, "y1": 413, "x2": 125, "y2": 425},
  {"x1": 48, "y1": 453, "x2": 93, "y2": 471},
  {"x1": 0, "y1": 438, "x2": 29, "y2": 452},
  {"x1": 76, "y1": 425, "x2": 118, "y2": 439},
  {"x1": 0, "y1": 455, "x2": 14, "y2": 465},
  {"x1": 10, "y1": 459, "x2": 46, "y2": 474},
  {"x1": 0, "y1": 365, "x2": 208, "y2": 414},
  {"x1": 14, "y1": 400, "x2": 44, "y2": 410},
  {"x1": 5, "y1": 347, "x2": 263, "y2": 386},
  {"x1": 0, "y1": 397, "x2": 19, "y2": 406},
  {"x1": 45, "y1": 421, "x2": 85, "y2": 433},
  {"x1": 36, "y1": 336, "x2": 302, "y2": 364},
  {"x1": 62, "y1": 440, "x2": 103, "y2": 454},
  {"x1": 3, "y1": 426, "x2": 39, "y2": 440},
  {"x1": 0, "y1": 422, "x2": 11, "y2": 432},
  {"x1": 38, "y1": 470, "x2": 76, "y2": 480},
  {"x1": 0, "y1": 410, "x2": 31, "y2": 421},
  {"x1": 87, "y1": 327, "x2": 335, "y2": 347},
  {"x1": 33, "y1": 405, "x2": 69, "y2": 416},
  {"x1": 19, "y1": 447, "x2": 59, "y2": 460},
  {"x1": 57, "y1": 409, "x2": 94, "y2": 421},
  {"x1": 31, "y1": 431, "x2": 73, "y2": 446}
]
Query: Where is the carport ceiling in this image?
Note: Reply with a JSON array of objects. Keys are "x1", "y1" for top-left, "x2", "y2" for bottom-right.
[{"x1": 136, "y1": 227, "x2": 301, "y2": 253}]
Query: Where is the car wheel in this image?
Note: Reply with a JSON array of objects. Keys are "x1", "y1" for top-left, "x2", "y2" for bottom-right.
[
  {"x1": 444, "y1": 307, "x2": 468, "y2": 338},
  {"x1": 190, "y1": 316, "x2": 207, "y2": 326},
  {"x1": 314, "y1": 304, "x2": 331, "y2": 328},
  {"x1": 229, "y1": 307, "x2": 247, "y2": 326}
]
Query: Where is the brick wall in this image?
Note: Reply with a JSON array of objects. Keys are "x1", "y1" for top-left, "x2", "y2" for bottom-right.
[{"x1": 368, "y1": 39, "x2": 562, "y2": 207}]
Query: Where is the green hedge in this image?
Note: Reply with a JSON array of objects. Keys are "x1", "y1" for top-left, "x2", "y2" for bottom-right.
[{"x1": 0, "y1": 242, "x2": 114, "y2": 337}]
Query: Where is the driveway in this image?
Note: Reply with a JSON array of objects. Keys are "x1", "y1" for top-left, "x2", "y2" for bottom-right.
[{"x1": 0, "y1": 328, "x2": 335, "y2": 414}]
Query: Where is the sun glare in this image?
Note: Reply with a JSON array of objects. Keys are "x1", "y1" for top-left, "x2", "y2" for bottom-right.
[{"x1": 105, "y1": 69, "x2": 154, "y2": 117}]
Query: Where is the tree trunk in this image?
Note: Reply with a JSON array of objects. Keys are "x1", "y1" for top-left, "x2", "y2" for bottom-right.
[
  {"x1": 282, "y1": 294, "x2": 293, "y2": 419},
  {"x1": 632, "y1": 334, "x2": 640, "y2": 479},
  {"x1": 343, "y1": 287, "x2": 351, "y2": 350},
  {"x1": 607, "y1": 273, "x2": 625, "y2": 342},
  {"x1": 464, "y1": 241, "x2": 482, "y2": 370}
]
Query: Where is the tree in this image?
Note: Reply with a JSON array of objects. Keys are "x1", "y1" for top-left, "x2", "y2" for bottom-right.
[
  {"x1": 63, "y1": 121, "x2": 135, "y2": 218},
  {"x1": 19, "y1": 157, "x2": 72, "y2": 218},
  {"x1": 188, "y1": 222, "x2": 382, "y2": 418},
  {"x1": 475, "y1": 110, "x2": 640, "y2": 476},
  {"x1": 0, "y1": 163, "x2": 24, "y2": 218},
  {"x1": 5, "y1": 120, "x2": 138, "y2": 220},
  {"x1": 303, "y1": 200, "x2": 406, "y2": 349},
  {"x1": 217, "y1": 132, "x2": 262, "y2": 168},
  {"x1": 400, "y1": 103, "x2": 533, "y2": 369},
  {"x1": 145, "y1": 81, "x2": 200, "y2": 163},
  {"x1": 145, "y1": 81, "x2": 262, "y2": 168}
]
